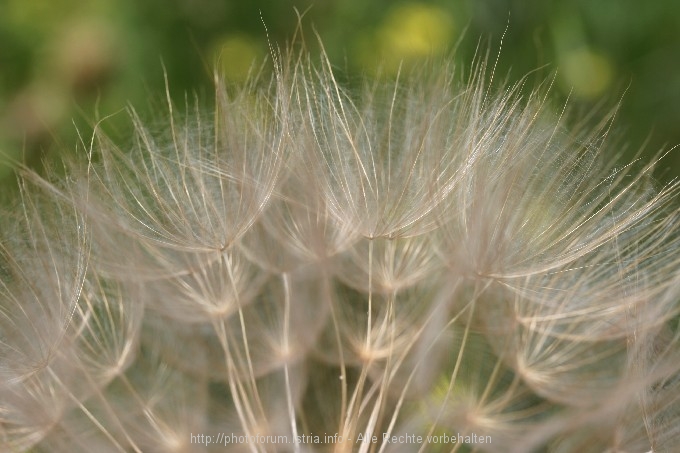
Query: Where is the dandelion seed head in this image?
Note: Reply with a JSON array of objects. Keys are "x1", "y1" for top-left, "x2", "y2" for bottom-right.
[{"x1": 2, "y1": 40, "x2": 680, "y2": 453}]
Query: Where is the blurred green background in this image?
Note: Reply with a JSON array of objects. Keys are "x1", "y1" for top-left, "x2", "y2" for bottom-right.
[{"x1": 2, "y1": 0, "x2": 680, "y2": 190}]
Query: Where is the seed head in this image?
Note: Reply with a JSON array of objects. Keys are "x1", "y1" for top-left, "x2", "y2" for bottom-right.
[{"x1": 2, "y1": 46, "x2": 680, "y2": 452}]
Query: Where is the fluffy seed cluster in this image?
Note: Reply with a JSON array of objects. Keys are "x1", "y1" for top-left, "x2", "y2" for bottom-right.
[{"x1": 2, "y1": 50, "x2": 680, "y2": 453}]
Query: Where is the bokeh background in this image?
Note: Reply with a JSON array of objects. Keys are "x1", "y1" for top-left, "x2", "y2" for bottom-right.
[{"x1": 2, "y1": 0, "x2": 680, "y2": 191}]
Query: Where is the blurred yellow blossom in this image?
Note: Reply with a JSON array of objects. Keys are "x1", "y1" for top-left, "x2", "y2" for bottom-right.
[
  {"x1": 560, "y1": 48, "x2": 613, "y2": 99},
  {"x1": 212, "y1": 34, "x2": 263, "y2": 83},
  {"x1": 355, "y1": 3, "x2": 454, "y2": 75}
]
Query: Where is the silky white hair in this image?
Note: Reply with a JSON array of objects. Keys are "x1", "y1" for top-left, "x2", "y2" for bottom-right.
[{"x1": 1, "y1": 47, "x2": 679, "y2": 453}]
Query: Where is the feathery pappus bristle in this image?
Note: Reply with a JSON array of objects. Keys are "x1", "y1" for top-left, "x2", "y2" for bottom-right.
[{"x1": 1, "y1": 44, "x2": 680, "y2": 453}]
